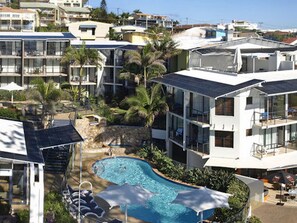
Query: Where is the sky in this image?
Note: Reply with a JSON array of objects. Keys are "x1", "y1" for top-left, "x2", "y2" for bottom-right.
[{"x1": 88, "y1": 0, "x2": 297, "y2": 30}]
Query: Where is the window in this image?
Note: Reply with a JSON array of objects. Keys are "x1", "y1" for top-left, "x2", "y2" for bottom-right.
[
  {"x1": 246, "y1": 129, "x2": 252, "y2": 136},
  {"x1": 215, "y1": 131, "x2": 234, "y2": 148},
  {"x1": 246, "y1": 97, "x2": 253, "y2": 105},
  {"x1": 215, "y1": 98, "x2": 234, "y2": 116}
]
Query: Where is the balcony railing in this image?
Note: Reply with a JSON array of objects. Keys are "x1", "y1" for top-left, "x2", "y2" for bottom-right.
[
  {"x1": 169, "y1": 103, "x2": 183, "y2": 116},
  {"x1": 252, "y1": 141, "x2": 297, "y2": 159},
  {"x1": 254, "y1": 109, "x2": 297, "y2": 126},
  {"x1": 186, "y1": 107, "x2": 209, "y2": 124},
  {"x1": 169, "y1": 128, "x2": 183, "y2": 145},
  {"x1": 186, "y1": 136, "x2": 209, "y2": 155}
]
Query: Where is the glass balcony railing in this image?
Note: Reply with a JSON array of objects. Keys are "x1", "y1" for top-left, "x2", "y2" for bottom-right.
[
  {"x1": 186, "y1": 136, "x2": 209, "y2": 155},
  {"x1": 186, "y1": 107, "x2": 210, "y2": 124}
]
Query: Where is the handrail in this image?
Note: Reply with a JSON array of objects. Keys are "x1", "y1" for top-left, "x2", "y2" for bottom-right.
[{"x1": 186, "y1": 107, "x2": 210, "y2": 124}]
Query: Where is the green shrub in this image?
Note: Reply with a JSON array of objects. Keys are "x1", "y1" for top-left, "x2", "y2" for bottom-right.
[
  {"x1": 44, "y1": 192, "x2": 76, "y2": 223},
  {"x1": 248, "y1": 216, "x2": 262, "y2": 223},
  {"x1": 137, "y1": 145, "x2": 249, "y2": 222},
  {"x1": 0, "y1": 107, "x2": 20, "y2": 119},
  {"x1": 16, "y1": 209, "x2": 29, "y2": 223}
]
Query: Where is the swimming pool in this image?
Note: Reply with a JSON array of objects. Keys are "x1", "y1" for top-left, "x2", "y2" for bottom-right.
[{"x1": 93, "y1": 157, "x2": 213, "y2": 223}]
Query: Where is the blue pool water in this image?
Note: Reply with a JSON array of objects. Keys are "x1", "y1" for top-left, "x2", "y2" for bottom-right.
[{"x1": 93, "y1": 157, "x2": 213, "y2": 223}]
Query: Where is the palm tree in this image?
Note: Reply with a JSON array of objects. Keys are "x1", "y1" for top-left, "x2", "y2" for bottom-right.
[
  {"x1": 61, "y1": 42, "x2": 103, "y2": 101},
  {"x1": 121, "y1": 45, "x2": 166, "y2": 88},
  {"x1": 147, "y1": 34, "x2": 181, "y2": 60},
  {"x1": 28, "y1": 78, "x2": 62, "y2": 126},
  {"x1": 122, "y1": 84, "x2": 168, "y2": 142}
]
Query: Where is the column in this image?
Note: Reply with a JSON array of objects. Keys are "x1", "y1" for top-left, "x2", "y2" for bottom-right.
[{"x1": 183, "y1": 91, "x2": 190, "y2": 150}]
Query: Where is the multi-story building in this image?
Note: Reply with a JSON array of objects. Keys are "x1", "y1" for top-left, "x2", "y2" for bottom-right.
[
  {"x1": 49, "y1": 0, "x2": 87, "y2": 7},
  {"x1": 20, "y1": 2, "x2": 60, "y2": 27},
  {"x1": 59, "y1": 6, "x2": 90, "y2": 25},
  {"x1": 67, "y1": 20, "x2": 112, "y2": 41},
  {"x1": 70, "y1": 40, "x2": 139, "y2": 99},
  {"x1": 153, "y1": 37, "x2": 297, "y2": 177},
  {"x1": 20, "y1": 2, "x2": 90, "y2": 27},
  {"x1": 0, "y1": 32, "x2": 75, "y2": 88},
  {"x1": 128, "y1": 13, "x2": 174, "y2": 30},
  {"x1": 0, "y1": 7, "x2": 35, "y2": 32}
]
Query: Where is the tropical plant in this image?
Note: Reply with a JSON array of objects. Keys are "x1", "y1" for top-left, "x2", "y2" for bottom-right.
[
  {"x1": 61, "y1": 42, "x2": 103, "y2": 101},
  {"x1": 0, "y1": 107, "x2": 20, "y2": 120},
  {"x1": 122, "y1": 84, "x2": 168, "y2": 141},
  {"x1": 16, "y1": 209, "x2": 29, "y2": 223},
  {"x1": 121, "y1": 45, "x2": 166, "y2": 88},
  {"x1": 107, "y1": 28, "x2": 122, "y2": 41},
  {"x1": 44, "y1": 192, "x2": 76, "y2": 223},
  {"x1": 28, "y1": 78, "x2": 61, "y2": 120},
  {"x1": 147, "y1": 34, "x2": 181, "y2": 60}
]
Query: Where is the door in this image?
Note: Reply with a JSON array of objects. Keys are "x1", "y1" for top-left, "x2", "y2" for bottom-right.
[{"x1": 277, "y1": 126, "x2": 285, "y2": 146}]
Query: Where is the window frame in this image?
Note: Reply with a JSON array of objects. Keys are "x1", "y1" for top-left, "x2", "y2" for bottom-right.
[
  {"x1": 215, "y1": 131, "x2": 234, "y2": 148},
  {"x1": 215, "y1": 97, "x2": 234, "y2": 116}
]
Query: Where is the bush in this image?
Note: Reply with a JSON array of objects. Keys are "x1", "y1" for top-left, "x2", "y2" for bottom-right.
[
  {"x1": 44, "y1": 192, "x2": 76, "y2": 223},
  {"x1": 0, "y1": 107, "x2": 20, "y2": 119},
  {"x1": 16, "y1": 209, "x2": 29, "y2": 223},
  {"x1": 248, "y1": 216, "x2": 262, "y2": 223}
]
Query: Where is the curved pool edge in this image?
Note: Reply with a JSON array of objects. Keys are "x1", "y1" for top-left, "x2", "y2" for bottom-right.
[{"x1": 92, "y1": 155, "x2": 201, "y2": 190}]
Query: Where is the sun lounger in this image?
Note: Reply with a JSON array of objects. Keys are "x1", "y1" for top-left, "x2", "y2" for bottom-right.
[{"x1": 80, "y1": 206, "x2": 105, "y2": 219}]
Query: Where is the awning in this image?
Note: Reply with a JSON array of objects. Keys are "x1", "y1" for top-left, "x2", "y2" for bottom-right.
[
  {"x1": 79, "y1": 25, "x2": 97, "y2": 29},
  {"x1": 204, "y1": 152, "x2": 297, "y2": 170}
]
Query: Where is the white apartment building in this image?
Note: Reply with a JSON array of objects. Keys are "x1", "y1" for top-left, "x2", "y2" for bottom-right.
[
  {"x1": 70, "y1": 40, "x2": 139, "y2": 99},
  {"x1": 0, "y1": 32, "x2": 75, "y2": 88},
  {"x1": 49, "y1": 0, "x2": 87, "y2": 7},
  {"x1": 0, "y1": 7, "x2": 35, "y2": 32},
  {"x1": 153, "y1": 38, "x2": 297, "y2": 177}
]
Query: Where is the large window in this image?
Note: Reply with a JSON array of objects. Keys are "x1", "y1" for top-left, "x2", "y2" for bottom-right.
[
  {"x1": 215, "y1": 131, "x2": 234, "y2": 148},
  {"x1": 215, "y1": 98, "x2": 234, "y2": 116}
]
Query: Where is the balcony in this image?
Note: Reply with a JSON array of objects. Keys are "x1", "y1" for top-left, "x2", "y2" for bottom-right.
[
  {"x1": 25, "y1": 50, "x2": 44, "y2": 57},
  {"x1": 252, "y1": 141, "x2": 297, "y2": 159},
  {"x1": 169, "y1": 128, "x2": 183, "y2": 145},
  {"x1": 186, "y1": 137, "x2": 209, "y2": 155},
  {"x1": 169, "y1": 103, "x2": 183, "y2": 117},
  {"x1": 254, "y1": 109, "x2": 297, "y2": 128},
  {"x1": 186, "y1": 107, "x2": 210, "y2": 125}
]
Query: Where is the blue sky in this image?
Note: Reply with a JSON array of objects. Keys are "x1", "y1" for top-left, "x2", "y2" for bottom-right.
[{"x1": 88, "y1": 0, "x2": 297, "y2": 29}]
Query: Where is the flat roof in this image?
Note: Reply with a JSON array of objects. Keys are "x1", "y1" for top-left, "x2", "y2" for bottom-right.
[
  {"x1": 0, "y1": 120, "x2": 43, "y2": 164},
  {"x1": 153, "y1": 72, "x2": 263, "y2": 98},
  {"x1": 153, "y1": 68, "x2": 297, "y2": 97},
  {"x1": 20, "y1": 2, "x2": 58, "y2": 9},
  {"x1": 0, "y1": 119, "x2": 27, "y2": 155},
  {"x1": 0, "y1": 32, "x2": 76, "y2": 40},
  {"x1": 71, "y1": 40, "x2": 140, "y2": 50},
  {"x1": 35, "y1": 125, "x2": 84, "y2": 149}
]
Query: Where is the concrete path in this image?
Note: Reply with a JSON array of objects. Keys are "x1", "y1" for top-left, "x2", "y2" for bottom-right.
[{"x1": 253, "y1": 203, "x2": 297, "y2": 223}]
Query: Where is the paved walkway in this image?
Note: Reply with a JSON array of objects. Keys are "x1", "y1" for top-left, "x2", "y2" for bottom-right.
[{"x1": 253, "y1": 203, "x2": 297, "y2": 223}]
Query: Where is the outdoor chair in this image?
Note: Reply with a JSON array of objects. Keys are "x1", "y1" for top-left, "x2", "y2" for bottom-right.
[{"x1": 80, "y1": 206, "x2": 105, "y2": 219}]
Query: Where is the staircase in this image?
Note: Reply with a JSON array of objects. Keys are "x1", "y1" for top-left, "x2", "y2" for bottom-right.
[{"x1": 42, "y1": 146, "x2": 71, "y2": 174}]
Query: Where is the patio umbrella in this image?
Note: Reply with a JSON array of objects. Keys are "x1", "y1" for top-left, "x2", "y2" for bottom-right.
[
  {"x1": 172, "y1": 187, "x2": 231, "y2": 223},
  {"x1": 233, "y1": 47, "x2": 242, "y2": 73},
  {"x1": 267, "y1": 171, "x2": 295, "y2": 185},
  {"x1": 0, "y1": 82, "x2": 24, "y2": 103},
  {"x1": 97, "y1": 183, "x2": 154, "y2": 223},
  {"x1": 267, "y1": 171, "x2": 296, "y2": 205}
]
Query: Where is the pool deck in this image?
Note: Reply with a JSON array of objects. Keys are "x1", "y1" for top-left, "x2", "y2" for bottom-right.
[{"x1": 45, "y1": 147, "x2": 149, "y2": 223}]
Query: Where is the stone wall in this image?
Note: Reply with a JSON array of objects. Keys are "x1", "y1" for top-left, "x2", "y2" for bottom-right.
[{"x1": 75, "y1": 117, "x2": 150, "y2": 151}]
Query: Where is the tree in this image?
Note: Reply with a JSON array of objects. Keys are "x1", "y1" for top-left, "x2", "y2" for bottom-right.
[
  {"x1": 121, "y1": 45, "x2": 166, "y2": 88},
  {"x1": 28, "y1": 78, "x2": 62, "y2": 125},
  {"x1": 147, "y1": 34, "x2": 181, "y2": 60},
  {"x1": 100, "y1": 0, "x2": 108, "y2": 21},
  {"x1": 61, "y1": 42, "x2": 103, "y2": 101},
  {"x1": 122, "y1": 84, "x2": 168, "y2": 141},
  {"x1": 106, "y1": 28, "x2": 122, "y2": 40}
]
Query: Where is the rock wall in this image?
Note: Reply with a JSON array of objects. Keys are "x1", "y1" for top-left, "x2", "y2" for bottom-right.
[{"x1": 75, "y1": 117, "x2": 150, "y2": 151}]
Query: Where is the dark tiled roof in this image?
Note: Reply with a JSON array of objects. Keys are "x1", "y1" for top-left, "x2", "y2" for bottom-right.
[
  {"x1": 0, "y1": 32, "x2": 75, "y2": 40},
  {"x1": 258, "y1": 79, "x2": 297, "y2": 95},
  {"x1": 152, "y1": 73, "x2": 263, "y2": 98},
  {"x1": 35, "y1": 124, "x2": 84, "y2": 149}
]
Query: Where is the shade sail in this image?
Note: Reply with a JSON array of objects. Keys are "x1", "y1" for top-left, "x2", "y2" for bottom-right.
[
  {"x1": 97, "y1": 183, "x2": 154, "y2": 223},
  {"x1": 0, "y1": 82, "x2": 24, "y2": 103},
  {"x1": 172, "y1": 187, "x2": 231, "y2": 214}
]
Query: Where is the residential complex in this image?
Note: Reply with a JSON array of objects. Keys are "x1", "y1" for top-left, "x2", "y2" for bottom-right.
[
  {"x1": 154, "y1": 38, "x2": 297, "y2": 177},
  {"x1": 0, "y1": 32, "x2": 74, "y2": 88},
  {"x1": 127, "y1": 13, "x2": 174, "y2": 30},
  {"x1": 0, "y1": 7, "x2": 35, "y2": 32}
]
